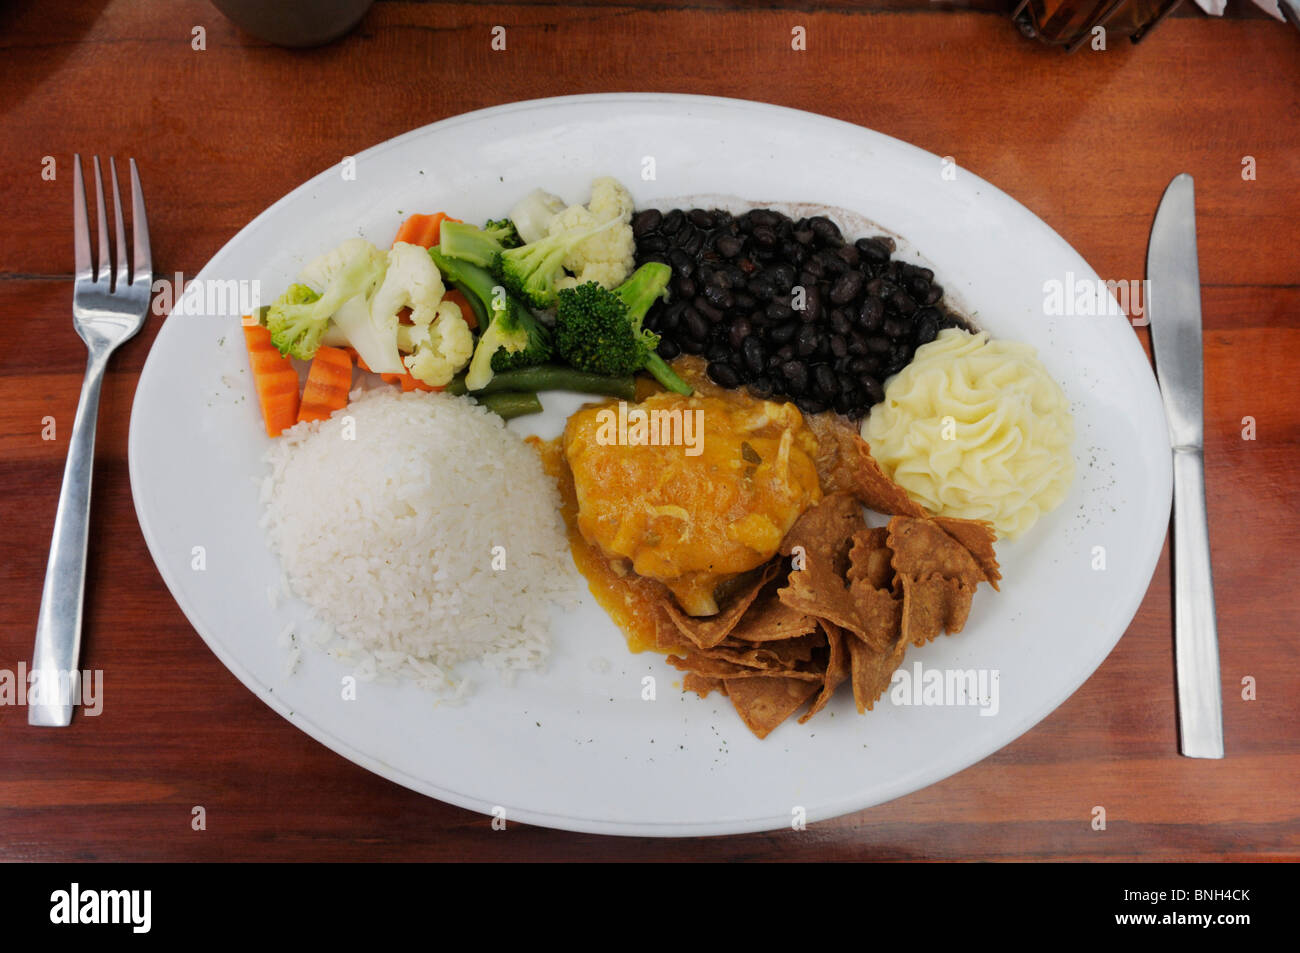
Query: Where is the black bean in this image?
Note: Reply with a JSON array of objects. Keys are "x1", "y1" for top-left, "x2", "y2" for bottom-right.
[
  {"x1": 704, "y1": 283, "x2": 733, "y2": 310},
  {"x1": 749, "y1": 208, "x2": 781, "y2": 228},
  {"x1": 836, "y1": 244, "x2": 861, "y2": 268},
  {"x1": 829, "y1": 309, "x2": 853, "y2": 337},
  {"x1": 741, "y1": 335, "x2": 766, "y2": 373},
  {"x1": 866, "y1": 335, "x2": 891, "y2": 355},
  {"x1": 887, "y1": 342, "x2": 914, "y2": 370},
  {"x1": 679, "y1": 337, "x2": 704, "y2": 355},
  {"x1": 813, "y1": 364, "x2": 839, "y2": 397},
  {"x1": 834, "y1": 391, "x2": 855, "y2": 415},
  {"x1": 781, "y1": 360, "x2": 809, "y2": 394},
  {"x1": 661, "y1": 209, "x2": 684, "y2": 236},
  {"x1": 793, "y1": 226, "x2": 815, "y2": 245},
  {"x1": 727, "y1": 317, "x2": 751, "y2": 351},
  {"x1": 866, "y1": 277, "x2": 896, "y2": 298},
  {"x1": 694, "y1": 296, "x2": 724, "y2": 323},
  {"x1": 796, "y1": 324, "x2": 820, "y2": 358},
  {"x1": 660, "y1": 301, "x2": 685, "y2": 332},
  {"x1": 848, "y1": 356, "x2": 872, "y2": 376},
  {"x1": 909, "y1": 276, "x2": 931, "y2": 298},
  {"x1": 748, "y1": 375, "x2": 775, "y2": 398},
  {"x1": 891, "y1": 291, "x2": 918, "y2": 316},
  {"x1": 668, "y1": 248, "x2": 693, "y2": 276},
  {"x1": 815, "y1": 249, "x2": 847, "y2": 276},
  {"x1": 732, "y1": 291, "x2": 756, "y2": 311},
  {"x1": 689, "y1": 209, "x2": 715, "y2": 229},
  {"x1": 796, "y1": 396, "x2": 826, "y2": 415},
  {"x1": 914, "y1": 309, "x2": 940, "y2": 345},
  {"x1": 683, "y1": 307, "x2": 708, "y2": 341},
  {"x1": 748, "y1": 276, "x2": 777, "y2": 301},
  {"x1": 830, "y1": 334, "x2": 848, "y2": 358},
  {"x1": 809, "y1": 216, "x2": 842, "y2": 245},
  {"x1": 855, "y1": 237, "x2": 890, "y2": 263},
  {"x1": 883, "y1": 318, "x2": 908, "y2": 340},
  {"x1": 657, "y1": 336, "x2": 680, "y2": 360},
  {"x1": 924, "y1": 283, "x2": 944, "y2": 306},
  {"x1": 673, "y1": 275, "x2": 696, "y2": 300},
  {"x1": 799, "y1": 285, "x2": 822, "y2": 323},
  {"x1": 716, "y1": 235, "x2": 743, "y2": 259},
  {"x1": 705, "y1": 342, "x2": 729, "y2": 364},
  {"x1": 679, "y1": 228, "x2": 703, "y2": 257},
  {"x1": 858, "y1": 296, "x2": 885, "y2": 331},
  {"x1": 639, "y1": 235, "x2": 668, "y2": 254},
  {"x1": 776, "y1": 344, "x2": 795, "y2": 362},
  {"x1": 632, "y1": 208, "x2": 662, "y2": 238},
  {"x1": 829, "y1": 270, "x2": 864, "y2": 305},
  {"x1": 707, "y1": 361, "x2": 740, "y2": 387},
  {"x1": 765, "y1": 299, "x2": 794, "y2": 323},
  {"x1": 861, "y1": 376, "x2": 885, "y2": 404},
  {"x1": 770, "y1": 321, "x2": 798, "y2": 345},
  {"x1": 873, "y1": 235, "x2": 897, "y2": 253},
  {"x1": 752, "y1": 225, "x2": 777, "y2": 248},
  {"x1": 848, "y1": 331, "x2": 869, "y2": 356}
]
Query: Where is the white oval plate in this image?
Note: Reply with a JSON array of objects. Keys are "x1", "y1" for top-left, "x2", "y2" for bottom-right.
[{"x1": 129, "y1": 94, "x2": 1170, "y2": 837}]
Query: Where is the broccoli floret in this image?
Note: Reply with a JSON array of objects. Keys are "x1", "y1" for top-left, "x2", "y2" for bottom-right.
[
  {"x1": 483, "y1": 218, "x2": 522, "y2": 249},
  {"x1": 553, "y1": 262, "x2": 692, "y2": 395},
  {"x1": 265, "y1": 283, "x2": 326, "y2": 360},
  {"x1": 430, "y1": 246, "x2": 551, "y2": 389},
  {"x1": 438, "y1": 221, "x2": 504, "y2": 270},
  {"x1": 495, "y1": 218, "x2": 621, "y2": 309}
]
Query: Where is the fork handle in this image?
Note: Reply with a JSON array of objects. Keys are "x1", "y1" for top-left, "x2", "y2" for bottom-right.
[
  {"x1": 1172, "y1": 447, "x2": 1224, "y2": 758},
  {"x1": 29, "y1": 351, "x2": 108, "y2": 726}
]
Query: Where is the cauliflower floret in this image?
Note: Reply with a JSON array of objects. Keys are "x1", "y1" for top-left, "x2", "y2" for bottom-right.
[
  {"x1": 372, "y1": 242, "x2": 446, "y2": 327},
  {"x1": 586, "y1": 176, "x2": 635, "y2": 225},
  {"x1": 399, "y1": 299, "x2": 474, "y2": 387},
  {"x1": 547, "y1": 178, "x2": 636, "y2": 290}
]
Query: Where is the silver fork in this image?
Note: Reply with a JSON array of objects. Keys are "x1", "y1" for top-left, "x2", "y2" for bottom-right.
[{"x1": 29, "y1": 155, "x2": 152, "y2": 727}]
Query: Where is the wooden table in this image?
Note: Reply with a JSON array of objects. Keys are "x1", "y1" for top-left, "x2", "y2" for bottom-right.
[{"x1": 1, "y1": 0, "x2": 1296, "y2": 862}]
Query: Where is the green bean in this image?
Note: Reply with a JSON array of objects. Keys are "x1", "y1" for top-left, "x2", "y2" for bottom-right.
[
  {"x1": 445, "y1": 365, "x2": 636, "y2": 401},
  {"x1": 476, "y1": 391, "x2": 543, "y2": 420}
]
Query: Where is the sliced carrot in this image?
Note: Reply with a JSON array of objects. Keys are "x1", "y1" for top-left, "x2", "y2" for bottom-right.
[
  {"x1": 380, "y1": 370, "x2": 443, "y2": 393},
  {"x1": 442, "y1": 288, "x2": 477, "y2": 331},
  {"x1": 393, "y1": 212, "x2": 461, "y2": 249},
  {"x1": 243, "y1": 322, "x2": 300, "y2": 438},
  {"x1": 296, "y1": 346, "x2": 354, "y2": 424}
]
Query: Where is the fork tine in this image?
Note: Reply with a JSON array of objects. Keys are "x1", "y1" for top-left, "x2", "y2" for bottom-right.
[
  {"x1": 109, "y1": 158, "x2": 128, "y2": 290},
  {"x1": 91, "y1": 156, "x2": 110, "y2": 287},
  {"x1": 73, "y1": 155, "x2": 92, "y2": 281},
  {"x1": 129, "y1": 159, "x2": 152, "y2": 285}
]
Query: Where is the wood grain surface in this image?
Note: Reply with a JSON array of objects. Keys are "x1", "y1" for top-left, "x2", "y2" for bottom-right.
[{"x1": 1, "y1": 0, "x2": 1297, "y2": 861}]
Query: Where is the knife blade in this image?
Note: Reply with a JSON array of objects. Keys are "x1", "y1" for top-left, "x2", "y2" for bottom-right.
[{"x1": 1147, "y1": 173, "x2": 1224, "y2": 759}]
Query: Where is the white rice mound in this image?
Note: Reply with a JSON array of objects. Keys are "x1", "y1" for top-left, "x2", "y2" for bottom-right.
[{"x1": 260, "y1": 386, "x2": 576, "y2": 693}]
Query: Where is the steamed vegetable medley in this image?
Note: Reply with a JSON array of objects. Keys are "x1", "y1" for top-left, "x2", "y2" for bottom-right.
[{"x1": 244, "y1": 177, "x2": 693, "y2": 437}]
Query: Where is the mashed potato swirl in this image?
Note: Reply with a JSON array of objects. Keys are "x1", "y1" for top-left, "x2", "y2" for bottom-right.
[{"x1": 862, "y1": 328, "x2": 1075, "y2": 539}]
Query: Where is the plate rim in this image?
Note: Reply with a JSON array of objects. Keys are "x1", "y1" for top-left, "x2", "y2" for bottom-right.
[{"x1": 128, "y1": 92, "x2": 1172, "y2": 837}]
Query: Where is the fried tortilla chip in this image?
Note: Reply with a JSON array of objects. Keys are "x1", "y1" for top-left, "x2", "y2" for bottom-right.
[
  {"x1": 806, "y1": 416, "x2": 928, "y2": 518},
  {"x1": 711, "y1": 631, "x2": 824, "y2": 668},
  {"x1": 683, "y1": 673, "x2": 726, "y2": 698},
  {"x1": 779, "y1": 491, "x2": 866, "y2": 578},
  {"x1": 887, "y1": 516, "x2": 989, "y2": 589},
  {"x1": 899, "y1": 572, "x2": 974, "y2": 646},
  {"x1": 846, "y1": 627, "x2": 908, "y2": 713},
  {"x1": 932, "y1": 516, "x2": 1001, "y2": 590},
  {"x1": 846, "y1": 527, "x2": 894, "y2": 591},
  {"x1": 799, "y1": 620, "x2": 852, "y2": 724},
  {"x1": 668, "y1": 653, "x2": 823, "y2": 681},
  {"x1": 663, "y1": 562, "x2": 781, "y2": 649},
  {"x1": 778, "y1": 568, "x2": 903, "y2": 653},
  {"x1": 724, "y1": 676, "x2": 822, "y2": 739},
  {"x1": 725, "y1": 595, "x2": 819, "y2": 643}
]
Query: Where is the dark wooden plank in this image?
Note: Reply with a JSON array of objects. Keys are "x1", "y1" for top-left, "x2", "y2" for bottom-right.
[{"x1": 0, "y1": 0, "x2": 1296, "y2": 861}]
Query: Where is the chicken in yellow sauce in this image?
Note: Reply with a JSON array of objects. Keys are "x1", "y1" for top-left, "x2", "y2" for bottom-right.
[{"x1": 562, "y1": 388, "x2": 822, "y2": 617}]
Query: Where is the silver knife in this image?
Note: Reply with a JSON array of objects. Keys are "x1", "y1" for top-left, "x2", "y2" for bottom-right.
[{"x1": 1147, "y1": 173, "x2": 1224, "y2": 759}]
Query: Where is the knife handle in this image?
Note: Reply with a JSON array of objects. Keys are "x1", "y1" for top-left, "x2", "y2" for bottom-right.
[{"x1": 1172, "y1": 447, "x2": 1224, "y2": 758}]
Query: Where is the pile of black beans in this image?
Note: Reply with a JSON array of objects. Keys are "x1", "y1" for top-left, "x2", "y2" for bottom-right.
[{"x1": 632, "y1": 206, "x2": 972, "y2": 418}]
